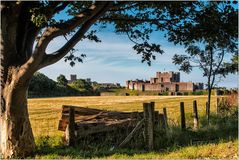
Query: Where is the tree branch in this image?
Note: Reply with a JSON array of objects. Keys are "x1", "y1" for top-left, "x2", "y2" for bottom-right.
[
  {"x1": 18, "y1": 2, "x2": 112, "y2": 82},
  {"x1": 211, "y1": 50, "x2": 225, "y2": 88},
  {"x1": 44, "y1": 1, "x2": 70, "y2": 19},
  {"x1": 126, "y1": 32, "x2": 139, "y2": 45},
  {"x1": 109, "y1": 2, "x2": 137, "y2": 11},
  {"x1": 38, "y1": 2, "x2": 113, "y2": 68},
  {"x1": 100, "y1": 16, "x2": 177, "y2": 31},
  {"x1": 52, "y1": 2, "x2": 70, "y2": 15},
  {"x1": 35, "y1": 2, "x2": 109, "y2": 56},
  {"x1": 195, "y1": 54, "x2": 208, "y2": 74},
  {"x1": 100, "y1": 17, "x2": 173, "y2": 24},
  {"x1": 17, "y1": 2, "x2": 41, "y2": 63},
  {"x1": 207, "y1": 47, "x2": 213, "y2": 90}
]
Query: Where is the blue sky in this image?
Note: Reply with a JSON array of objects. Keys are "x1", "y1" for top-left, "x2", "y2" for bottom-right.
[{"x1": 39, "y1": 7, "x2": 237, "y2": 89}]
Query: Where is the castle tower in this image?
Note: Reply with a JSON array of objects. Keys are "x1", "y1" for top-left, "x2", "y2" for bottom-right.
[{"x1": 70, "y1": 74, "x2": 77, "y2": 82}]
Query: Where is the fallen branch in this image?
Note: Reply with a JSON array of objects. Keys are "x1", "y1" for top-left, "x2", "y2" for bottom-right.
[{"x1": 118, "y1": 118, "x2": 145, "y2": 148}]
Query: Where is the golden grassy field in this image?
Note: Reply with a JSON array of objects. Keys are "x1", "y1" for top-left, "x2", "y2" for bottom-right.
[
  {"x1": 28, "y1": 95, "x2": 218, "y2": 137},
  {"x1": 28, "y1": 95, "x2": 238, "y2": 159}
]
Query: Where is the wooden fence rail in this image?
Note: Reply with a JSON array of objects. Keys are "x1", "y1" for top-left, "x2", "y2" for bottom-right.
[{"x1": 58, "y1": 99, "x2": 220, "y2": 150}]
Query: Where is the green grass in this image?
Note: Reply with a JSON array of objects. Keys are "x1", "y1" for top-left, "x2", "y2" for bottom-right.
[
  {"x1": 34, "y1": 138, "x2": 238, "y2": 159},
  {"x1": 28, "y1": 95, "x2": 237, "y2": 159}
]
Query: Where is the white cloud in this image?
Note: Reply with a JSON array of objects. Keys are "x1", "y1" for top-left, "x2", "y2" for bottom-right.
[{"x1": 40, "y1": 32, "x2": 237, "y2": 88}]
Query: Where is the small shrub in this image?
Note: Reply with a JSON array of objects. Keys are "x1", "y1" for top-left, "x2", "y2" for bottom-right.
[
  {"x1": 218, "y1": 94, "x2": 238, "y2": 116},
  {"x1": 192, "y1": 91, "x2": 203, "y2": 95},
  {"x1": 184, "y1": 92, "x2": 189, "y2": 95},
  {"x1": 162, "y1": 91, "x2": 169, "y2": 96},
  {"x1": 35, "y1": 136, "x2": 63, "y2": 149}
]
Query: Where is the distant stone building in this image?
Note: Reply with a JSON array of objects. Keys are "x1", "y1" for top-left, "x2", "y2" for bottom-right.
[
  {"x1": 68, "y1": 74, "x2": 77, "y2": 83},
  {"x1": 67, "y1": 74, "x2": 91, "y2": 84},
  {"x1": 68, "y1": 74, "x2": 121, "y2": 88},
  {"x1": 126, "y1": 71, "x2": 203, "y2": 93}
]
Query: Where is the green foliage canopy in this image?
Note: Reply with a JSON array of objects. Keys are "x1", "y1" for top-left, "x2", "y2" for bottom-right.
[
  {"x1": 57, "y1": 74, "x2": 68, "y2": 86},
  {"x1": 171, "y1": 2, "x2": 238, "y2": 87},
  {"x1": 29, "y1": 72, "x2": 79, "y2": 97},
  {"x1": 69, "y1": 79, "x2": 93, "y2": 92},
  {"x1": 29, "y1": 72, "x2": 56, "y2": 94}
]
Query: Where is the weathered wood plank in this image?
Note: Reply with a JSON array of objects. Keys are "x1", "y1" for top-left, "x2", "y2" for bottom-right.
[
  {"x1": 216, "y1": 97, "x2": 220, "y2": 115},
  {"x1": 193, "y1": 100, "x2": 199, "y2": 130},
  {"x1": 76, "y1": 119, "x2": 138, "y2": 137},
  {"x1": 143, "y1": 103, "x2": 149, "y2": 147},
  {"x1": 143, "y1": 102, "x2": 154, "y2": 151},
  {"x1": 62, "y1": 105, "x2": 103, "y2": 115},
  {"x1": 148, "y1": 103, "x2": 154, "y2": 150},
  {"x1": 65, "y1": 107, "x2": 76, "y2": 147},
  {"x1": 163, "y1": 107, "x2": 168, "y2": 128},
  {"x1": 58, "y1": 105, "x2": 143, "y2": 132},
  {"x1": 180, "y1": 102, "x2": 186, "y2": 130},
  {"x1": 118, "y1": 118, "x2": 145, "y2": 148}
]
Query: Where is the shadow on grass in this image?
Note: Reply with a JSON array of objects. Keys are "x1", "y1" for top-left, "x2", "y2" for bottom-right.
[{"x1": 34, "y1": 109, "x2": 238, "y2": 159}]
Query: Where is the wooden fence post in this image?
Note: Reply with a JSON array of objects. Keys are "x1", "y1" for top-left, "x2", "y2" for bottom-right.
[
  {"x1": 148, "y1": 102, "x2": 154, "y2": 150},
  {"x1": 66, "y1": 107, "x2": 76, "y2": 147},
  {"x1": 206, "y1": 102, "x2": 210, "y2": 124},
  {"x1": 154, "y1": 111, "x2": 159, "y2": 126},
  {"x1": 216, "y1": 97, "x2": 220, "y2": 115},
  {"x1": 193, "y1": 100, "x2": 199, "y2": 130},
  {"x1": 163, "y1": 107, "x2": 168, "y2": 128},
  {"x1": 180, "y1": 102, "x2": 186, "y2": 130},
  {"x1": 206, "y1": 101, "x2": 208, "y2": 115},
  {"x1": 143, "y1": 103, "x2": 149, "y2": 148},
  {"x1": 143, "y1": 102, "x2": 154, "y2": 151},
  {"x1": 150, "y1": 102, "x2": 155, "y2": 123}
]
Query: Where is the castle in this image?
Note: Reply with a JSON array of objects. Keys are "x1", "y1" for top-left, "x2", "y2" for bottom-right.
[{"x1": 126, "y1": 71, "x2": 203, "y2": 93}]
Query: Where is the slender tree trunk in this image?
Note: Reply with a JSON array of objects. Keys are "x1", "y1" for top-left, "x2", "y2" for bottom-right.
[
  {"x1": 206, "y1": 46, "x2": 213, "y2": 124},
  {"x1": 0, "y1": 69, "x2": 35, "y2": 158},
  {"x1": 207, "y1": 87, "x2": 212, "y2": 123}
]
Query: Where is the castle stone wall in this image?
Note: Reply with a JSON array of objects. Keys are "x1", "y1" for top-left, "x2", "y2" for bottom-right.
[{"x1": 126, "y1": 71, "x2": 203, "y2": 92}]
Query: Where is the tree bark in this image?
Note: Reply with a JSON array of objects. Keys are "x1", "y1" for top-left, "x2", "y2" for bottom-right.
[
  {"x1": 0, "y1": 69, "x2": 35, "y2": 158},
  {"x1": 207, "y1": 88, "x2": 212, "y2": 124},
  {"x1": 1, "y1": 5, "x2": 36, "y2": 157},
  {"x1": 206, "y1": 46, "x2": 213, "y2": 124}
]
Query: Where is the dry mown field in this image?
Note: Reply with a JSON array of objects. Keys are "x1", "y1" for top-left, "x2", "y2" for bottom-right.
[
  {"x1": 28, "y1": 95, "x2": 217, "y2": 137},
  {"x1": 28, "y1": 95, "x2": 238, "y2": 159}
]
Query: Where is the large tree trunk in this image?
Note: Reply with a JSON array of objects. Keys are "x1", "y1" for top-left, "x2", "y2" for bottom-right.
[
  {"x1": 1, "y1": 3, "x2": 37, "y2": 158},
  {"x1": 0, "y1": 69, "x2": 35, "y2": 158}
]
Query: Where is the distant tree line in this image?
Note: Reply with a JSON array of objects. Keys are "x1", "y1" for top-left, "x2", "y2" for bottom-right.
[
  {"x1": 28, "y1": 72, "x2": 98, "y2": 97},
  {"x1": 28, "y1": 72, "x2": 126, "y2": 98}
]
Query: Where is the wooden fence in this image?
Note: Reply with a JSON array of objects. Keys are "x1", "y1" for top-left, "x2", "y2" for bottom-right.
[{"x1": 58, "y1": 97, "x2": 223, "y2": 150}]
